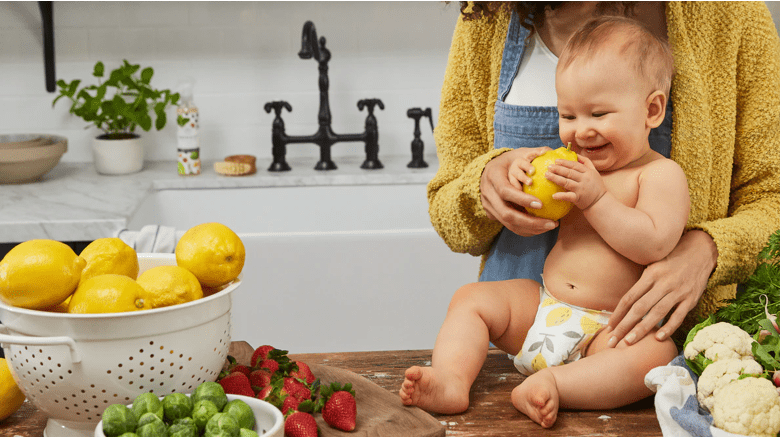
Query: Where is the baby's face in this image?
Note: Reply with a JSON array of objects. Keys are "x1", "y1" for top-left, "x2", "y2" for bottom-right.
[{"x1": 556, "y1": 52, "x2": 655, "y2": 172}]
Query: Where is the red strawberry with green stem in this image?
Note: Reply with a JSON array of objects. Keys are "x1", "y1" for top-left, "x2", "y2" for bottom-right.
[
  {"x1": 249, "y1": 368, "x2": 273, "y2": 392},
  {"x1": 318, "y1": 382, "x2": 357, "y2": 432},
  {"x1": 250, "y1": 345, "x2": 276, "y2": 367},
  {"x1": 282, "y1": 376, "x2": 311, "y2": 400},
  {"x1": 218, "y1": 371, "x2": 254, "y2": 397},
  {"x1": 284, "y1": 409, "x2": 319, "y2": 437},
  {"x1": 290, "y1": 361, "x2": 316, "y2": 384}
]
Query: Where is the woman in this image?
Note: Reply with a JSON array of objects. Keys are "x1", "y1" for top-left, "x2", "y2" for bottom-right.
[{"x1": 428, "y1": 1, "x2": 780, "y2": 346}]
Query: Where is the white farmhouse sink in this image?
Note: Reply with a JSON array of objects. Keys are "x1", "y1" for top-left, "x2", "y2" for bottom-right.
[{"x1": 127, "y1": 184, "x2": 480, "y2": 353}]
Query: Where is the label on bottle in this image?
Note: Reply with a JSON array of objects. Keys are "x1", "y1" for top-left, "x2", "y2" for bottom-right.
[{"x1": 177, "y1": 106, "x2": 200, "y2": 175}]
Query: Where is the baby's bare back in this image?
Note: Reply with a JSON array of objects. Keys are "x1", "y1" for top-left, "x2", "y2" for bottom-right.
[{"x1": 542, "y1": 163, "x2": 652, "y2": 312}]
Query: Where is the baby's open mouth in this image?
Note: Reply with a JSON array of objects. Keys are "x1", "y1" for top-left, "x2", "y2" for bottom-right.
[{"x1": 583, "y1": 143, "x2": 609, "y2": 153}]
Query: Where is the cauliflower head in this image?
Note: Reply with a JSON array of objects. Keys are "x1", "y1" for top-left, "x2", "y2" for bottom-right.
[
  {"x1": 684, "y1": 322, "x2": 755, "y2": 364},
  {"x1": 697, "y1": 358, "x2": 764, "y2": 413},
  {"x1": 712, "y1": 377, "x2": 780, "y2": 437}
]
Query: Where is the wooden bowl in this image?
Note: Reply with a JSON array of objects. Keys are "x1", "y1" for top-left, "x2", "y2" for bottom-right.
[{"x1": 0, "y1": 134, "x2": 67, "y2": 184}]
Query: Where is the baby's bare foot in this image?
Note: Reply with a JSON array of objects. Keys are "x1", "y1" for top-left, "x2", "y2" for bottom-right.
[
  {"x1": 511, "y1": 370, "x2": 560, "y2": 428},
  {"x1": 399, "y1": 366, "x2": 469, "y2": 414}
]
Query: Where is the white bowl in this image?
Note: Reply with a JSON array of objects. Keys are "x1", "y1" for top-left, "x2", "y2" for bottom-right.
[
  {"x1": 0, "y1": 134, "x2": 67, "y2": 184},
  {"x1": 0, "y1": 254, "x2": 240, "y2": 437},
  {"x1": 93, "y1": 394, "x2": 284, "y2": 437}
]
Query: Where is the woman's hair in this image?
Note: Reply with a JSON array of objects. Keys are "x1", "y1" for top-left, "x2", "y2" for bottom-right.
[
  {"x1": 558, "y1": 16, "x2": 674, "y2": 96},
  {"x1": 459, "y1": 2, "x2": 635, "y2": 34}
]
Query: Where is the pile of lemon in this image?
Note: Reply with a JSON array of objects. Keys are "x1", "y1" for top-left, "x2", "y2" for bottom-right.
[{"x1": 0, "y1": 222, "x2": 245, "y2": 314}]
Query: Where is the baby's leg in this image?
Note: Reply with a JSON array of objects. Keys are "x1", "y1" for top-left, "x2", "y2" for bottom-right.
[
  {"x1": 400, "y1": 279, "x2": 540, "y2": 414},
  {"x1": 513, "y1": 327, "x2": 677, "y2": 419}
]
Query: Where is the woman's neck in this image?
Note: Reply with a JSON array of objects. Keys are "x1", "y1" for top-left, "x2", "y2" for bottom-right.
[{"x1": 536, "y1": 2, "x2": 668, "y2": 58}]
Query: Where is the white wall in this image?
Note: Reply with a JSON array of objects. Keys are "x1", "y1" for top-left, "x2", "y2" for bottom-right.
[{"x1": 0, "y1": 1, "x2": 459, "y2": 163}]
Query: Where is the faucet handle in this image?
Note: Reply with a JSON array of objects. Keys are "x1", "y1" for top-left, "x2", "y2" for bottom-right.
[
  {"x1": 357, "y1": 98, "x2": 384, "y2": 115},
  {"x1": 264, "y1": 100, "x2": 293, "y2": 116}
]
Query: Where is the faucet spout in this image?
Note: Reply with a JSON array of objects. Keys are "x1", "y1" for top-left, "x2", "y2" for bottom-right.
[{"x1": 299, "y1": 21, "x2": 320, "y2": 61}]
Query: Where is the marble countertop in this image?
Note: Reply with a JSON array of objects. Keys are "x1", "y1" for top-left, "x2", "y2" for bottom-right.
[{"x1": 0, "y1": 154, "x2": 438, "y2": 244}]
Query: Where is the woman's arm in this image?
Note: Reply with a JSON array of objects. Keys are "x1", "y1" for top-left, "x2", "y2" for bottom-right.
[{"x1": 427, "y1": 13, "x2": 507, "y2": 256}]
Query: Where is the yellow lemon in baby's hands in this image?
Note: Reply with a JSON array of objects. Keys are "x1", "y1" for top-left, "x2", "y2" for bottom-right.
[
  {"x1": 136, "y1": 265, "x2": 203, "y2": 309},
  {"x1": 175, "y1": 222, "x2": 245, "y2": 288},
  {"x1": 0, "y1": 239, "x2": 86, "y2": 310},
  {"x1": 78, "y1": 237, "x2": 139, "y2": 285},
  {"x1": 523, "y1": 143, "x2": 578, "y2": 221},
  {"x1": 67, "y1": 274, "x2": 149, "y2": 314}
]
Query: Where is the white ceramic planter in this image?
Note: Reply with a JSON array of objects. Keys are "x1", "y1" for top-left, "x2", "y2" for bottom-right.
[{"x1": 92, "y1": 134, "x2": 143, "y2": 175}]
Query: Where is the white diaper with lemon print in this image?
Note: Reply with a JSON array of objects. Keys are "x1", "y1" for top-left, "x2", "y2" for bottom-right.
[{"x1": 512, "y1": 285, "x2": 611, "y2": 376}]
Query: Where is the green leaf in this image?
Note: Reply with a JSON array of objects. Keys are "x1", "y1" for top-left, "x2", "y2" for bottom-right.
[
  {"x1": 752, "y1": 335, "x2": 780, "y2": 371},
  {"x1": 93, "y1": 61, "x2": 104, "y2": 77},
  {"x1": 140, "y1": 67, "x2": 153, "y2": 84},
  {"x1": 155, "y1": 112, "x2": 167, "y2": 131}
]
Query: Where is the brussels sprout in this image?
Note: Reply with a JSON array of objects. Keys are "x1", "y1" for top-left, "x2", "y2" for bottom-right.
[
  {"x1": 167, "y1": 420, "x2": 197, "y2": 437},
  {"x1": 137, "y1": 412, "x2": 164, "y2": 428},
  {"x1": 191, "y1": 399, "x2": 220, "y2": 432},
  {"x1": 132, "y1": 393, "x2": 164, "y2": 422},
  {"x1": 192, "y1": 381, "x2": 228, "y2": 411},
  {"x1": 239, "y1": 429, "x2": 259, "y2": 437},
  {"x1": 204, "y1": 412, "x2": 240, "y2": 437},
  {"x1": 102, "y1": 404, "x2": 138, "y2": 437},
  {"x1": 162, "y1": 393, "x2": 193, "y2": 423},
  {"x1": 135, "y1": 417, "x2": 167, "y2": 437},
  {"x1": 222, "y1": 399, "x2": 255, "y2": 430}
]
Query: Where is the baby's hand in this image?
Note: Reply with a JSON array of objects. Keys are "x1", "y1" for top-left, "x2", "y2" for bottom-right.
[
  {"x1": 507, "y1": 147, "x2": 552, "y2": 190},
  {"x1": 546, "y1": 155, "x2": 606, "y2": 210}
]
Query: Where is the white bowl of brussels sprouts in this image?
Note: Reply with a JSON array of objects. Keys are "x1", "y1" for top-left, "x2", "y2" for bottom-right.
[{"x1": 95, "y1": 382, "x2": 283, "y2": 437}]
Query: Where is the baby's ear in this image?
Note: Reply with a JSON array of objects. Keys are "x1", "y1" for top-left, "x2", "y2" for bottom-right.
[{"x1": 646, "y1": 90, "x2": 667, "y2": 129}]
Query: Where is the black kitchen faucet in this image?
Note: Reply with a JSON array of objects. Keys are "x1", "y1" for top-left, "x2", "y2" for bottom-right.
[{"x1": 264, "y1": 21, "x2": 384, "y2": 171}]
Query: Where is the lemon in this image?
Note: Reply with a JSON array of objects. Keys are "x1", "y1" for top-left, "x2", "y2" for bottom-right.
[
  {"x1": 42, "y1": 295, "x2": 71, "y2": 313},
  {"x1": 68, "y1": 274, "x2": 148, "y2": 314},
  {"x1": 0, "y1": 358, "x2": 25, "y2": 421},
  {"x1": 532, "y1": 353, "x2": 548, "y2": 372},
  {"x1": 546, "y1": 306, "x2": 573, "y2": 327},
  {"x1": 176, "y1": 223, "x2": 245, "y2": 288},
  {"x1": 523, "y1": 143, "x2": 578, "y2": 220},
  {"x1": 136, "y1": 265, "x2": 203, "y2": 309},
  {"x1": 79, "y1": 238, "x2": 139, "y2": 285},
  {"x1": 0, "y1": 239, "x2": 86, "y2": 310}
]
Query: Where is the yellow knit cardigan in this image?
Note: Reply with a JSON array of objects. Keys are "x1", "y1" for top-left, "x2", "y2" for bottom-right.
[{"x1": 428, "y1": 2, "x2": 780, "y2": 328}]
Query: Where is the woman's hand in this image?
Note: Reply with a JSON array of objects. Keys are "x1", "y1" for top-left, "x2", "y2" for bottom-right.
[
  {"x1": 481, "y1": 147, "x2": 560, "y2": 237},
  {"x1": 606, "y1": 230, "x2": 719, "y2": 347}
]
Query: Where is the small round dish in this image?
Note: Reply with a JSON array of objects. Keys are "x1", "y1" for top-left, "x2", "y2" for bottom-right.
[
  {"x1": 93, "y1": 394, "x2": 284, "y2": 437},
  {"x1": 0, "y1": 134, "x2": 67, "y2": 184}
]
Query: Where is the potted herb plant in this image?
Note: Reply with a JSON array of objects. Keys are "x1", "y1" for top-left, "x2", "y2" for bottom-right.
[{"x1": 52, "y1": 60, "x2": 184, "y2": 175}]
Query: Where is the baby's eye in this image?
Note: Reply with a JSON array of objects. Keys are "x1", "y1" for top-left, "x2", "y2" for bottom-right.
[
  {"x1": 560, "y1": 114, "x2": 575, "y2": 120},
  {"x1": 592, "y1": 112, "x2": 608, "y2": 118}
]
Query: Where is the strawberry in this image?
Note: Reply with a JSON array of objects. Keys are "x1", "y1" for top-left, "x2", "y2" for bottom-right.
[
  {"x1": 281, "y1": 395, "x2": 301, "y2": 416},
  {"x1": 218, "y1": 371, "x2": 254, "y2": 397},
  {"x1": 290, "y1": 361, "x2": 316, "y2": 384},
  {"x1": 250, "y1": 345, "x2": 276, "y2": 368},
  {"x1": 319, "y1": 382, "x2": 356, "y2": 432},
  {"x1": 249, "y1": 368, "x2": 273, "y2": 392},
  {"x1": 282, "y1": 376, "x2": 311, "y2": 400},
  {"x1": 284, "y1": 411, "x2": 319, "y2": 437},
  {"x1": 256, "y1": 378, "x2": 284, "y2": 410},
  {"x1": 218, "y1": 355, "x2": 251, "y2": 379},
  {"x1": 257, "y1": 359, "x2": 280, "y2": 374}
]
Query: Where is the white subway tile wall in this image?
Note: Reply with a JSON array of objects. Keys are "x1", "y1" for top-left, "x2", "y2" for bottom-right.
[{"x1": 0, "y1": 1, "x2": 459, "y2": 163}]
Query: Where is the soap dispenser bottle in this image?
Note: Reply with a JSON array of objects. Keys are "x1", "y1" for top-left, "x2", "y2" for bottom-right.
[{"x1": 176, "y1": 81, "x2": 201, "y2": 176}]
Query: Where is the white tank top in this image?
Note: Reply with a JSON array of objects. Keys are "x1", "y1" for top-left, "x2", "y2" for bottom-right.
[{"x1": 504, "y1": 32, "x2": 558, "y2": 107}]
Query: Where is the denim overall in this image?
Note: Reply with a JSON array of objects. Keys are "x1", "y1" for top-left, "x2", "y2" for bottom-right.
[{"x1": 479, "y1": 11, "x2": 673, "y2": 282}]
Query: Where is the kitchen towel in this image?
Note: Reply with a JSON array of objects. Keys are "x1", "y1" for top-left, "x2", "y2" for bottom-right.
[
  {"x1": 644, "y1": 354, "x2": 745, "y2": 437},
  {"x1": 115, "y1": 225, "x2": 181, "y2": 253}
]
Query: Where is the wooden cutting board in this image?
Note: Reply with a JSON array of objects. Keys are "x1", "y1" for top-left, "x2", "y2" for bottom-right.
[{"x1": 228, "y1": 342, "x2": 445, "y2": 437}]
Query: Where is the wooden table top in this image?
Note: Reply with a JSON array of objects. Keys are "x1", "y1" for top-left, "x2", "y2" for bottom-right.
[{"x1": 1, "y1": 344, "x2": 662, "y2": 436}]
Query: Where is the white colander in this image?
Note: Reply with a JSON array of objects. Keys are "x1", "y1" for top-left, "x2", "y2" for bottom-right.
[{"x1": 0, "y1": 254, "x2": 240, "y2": 437}]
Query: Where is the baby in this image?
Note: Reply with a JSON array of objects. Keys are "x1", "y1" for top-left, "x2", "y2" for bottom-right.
[{"x1": 400, "y1": 16, "x2": 689, "y2": 427}]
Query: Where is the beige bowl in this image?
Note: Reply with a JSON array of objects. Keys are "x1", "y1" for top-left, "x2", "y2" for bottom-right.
[{"x1": 0, "y1": 134, "x2": 67, "y2": 184}]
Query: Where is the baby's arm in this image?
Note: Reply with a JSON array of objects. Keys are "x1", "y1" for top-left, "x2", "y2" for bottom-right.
[{"x1": 550, "y1": 157, "x2": 690, "y2": 265}]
